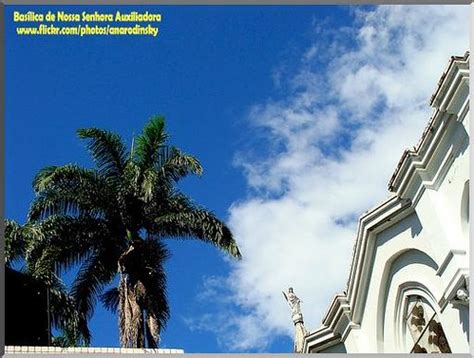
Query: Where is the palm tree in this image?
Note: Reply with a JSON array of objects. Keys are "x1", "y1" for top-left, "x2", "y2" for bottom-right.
[
  {"x1": 26, "y1": 116, "x2": 241, "y2": 348},
  {"x1": 5, "y1": 219, "x2": 89, "y2": 346}
]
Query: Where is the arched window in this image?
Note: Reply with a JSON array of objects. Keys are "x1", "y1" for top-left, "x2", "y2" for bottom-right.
[{"x1": 403, "y1": 296, "x2": 451, "y2": 353}]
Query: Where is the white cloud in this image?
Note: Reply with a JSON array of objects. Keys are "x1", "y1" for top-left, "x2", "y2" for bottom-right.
[{"x1": 192, "y1": 5, "x2": 470, "y2": 352}]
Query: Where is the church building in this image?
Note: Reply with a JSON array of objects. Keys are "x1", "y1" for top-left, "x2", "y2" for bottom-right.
[{"x1": 302, "y1": 52, "x2": 470, "y2": 353}]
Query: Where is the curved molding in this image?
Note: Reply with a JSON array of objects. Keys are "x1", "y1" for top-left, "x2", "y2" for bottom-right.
[
  {"x1": 376, "y1": 248, "x2": 440, "y2": 352},
  {"x1": 393, "y1": 283, "x2": 441, "y2": 353},
  {"x1": 376, "y1": 246, "x2": 444, "y2": 352}
]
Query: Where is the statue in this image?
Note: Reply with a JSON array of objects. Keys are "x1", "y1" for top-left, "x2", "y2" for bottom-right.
[
  {"x1": 454, "y1": 287, "x2": 469, "y2": 305},
  {"x1": 283, "y1": 287, "x2": 307, "y2": 353},
  {"x1": 283, "y1": 287, "x2": 302, "y2": 316}
]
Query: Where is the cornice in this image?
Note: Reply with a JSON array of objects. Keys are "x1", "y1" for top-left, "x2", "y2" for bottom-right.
[{"x1": 388, "y1": 52, "x2": 470, "y2": 194}]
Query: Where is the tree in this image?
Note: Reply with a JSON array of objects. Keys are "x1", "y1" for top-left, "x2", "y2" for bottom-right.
[
  {"x1": 5, "y1": 219, "x2": 90, "y2": 346},
  {"x1": 26, "y1": 116, "x2": 241, "y2": 348}
]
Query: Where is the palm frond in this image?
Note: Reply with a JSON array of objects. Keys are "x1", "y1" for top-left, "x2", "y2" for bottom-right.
[
  {"x1": 32, "y1": 165, "x2": 105, "y2": 193},
  {"x1": 29, "y1": 167, "x2": 114, "y2": 221},
  {"x1": 134, "y1": 116, "x2": 168, "y2": 170},
  {"x1": 159, "y1": 147, "x2": 203, "y2": 181},
  {"x1": 152, "y1": 209, "x2": 241, "y2": 259},
  {"x1": 47, "y1": 274, "x2": 91, "y2": 346},
  {"x1": 71, "y1": 251, "x2": 119, "y2": 320},
  {"x1": 139, "y1": 147, "x2": 202, "y2": 203},
  {"x1": 5, "y1": 219, "x2": 27, "y2": 266},
  {"x1": 100, "y1": 287, "x2": 119, "y2": 313},
  {"x1": 77, "y1": 128, "x2": 128, "y2": 181},
  {"x1": 144, "y1": 192, "x2": 241, "y2": 258},
  {"x1": 5, "y1": 218, "x2": 91, "y2": 345},
  {"x1": 32, "y1": 166, "x2": 58, "y2": 192},
  {"x1": 26, "y1": 215, "x2": 114, "y2": 277}
]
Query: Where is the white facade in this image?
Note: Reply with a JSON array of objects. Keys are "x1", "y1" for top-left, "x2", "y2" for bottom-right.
[{"x1": 303, "y1": 53, "x2": 470, "y2": 353}]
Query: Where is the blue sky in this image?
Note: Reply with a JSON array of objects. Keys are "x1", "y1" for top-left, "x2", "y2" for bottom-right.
[
  {"x1": 6, "y1": 4, "x2": 469, "y2": 353},
  {"x1": 6, "y1": 5, "x2": 350, "y2": 352}
]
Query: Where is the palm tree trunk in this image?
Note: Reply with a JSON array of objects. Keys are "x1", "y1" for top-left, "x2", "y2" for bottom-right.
[
  {"x1": 118, "y1": 273, "x2": 147, "y2": 348},
  {"x1": 118, "y1": 242, "x2": 150, "y2": 349},
  {"x1": 118, "y1": 241, "x2": 162, "y2": 349},
  {"x1": 145, "y1": 313, "x2": 160, "y2": 348}
]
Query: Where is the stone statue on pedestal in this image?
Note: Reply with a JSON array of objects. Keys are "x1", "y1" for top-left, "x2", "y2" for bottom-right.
[
  {"x1": 283, "y1": 287, "x2": 307, "y2": 353},
  {"x1": 283, "y1": 287, "x2": 302, "y2": 316}
]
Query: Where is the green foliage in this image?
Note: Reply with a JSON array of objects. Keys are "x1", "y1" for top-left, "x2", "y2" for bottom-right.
[
  {"x1": 4, "y1": 219, "x2": 90, "y2": 346},
  {"x1": 77, "y1": 128, "x2": 128, "y2": 181},
  {"x1": 21, "y1": 115, "x2": 241, "y2": 348}
]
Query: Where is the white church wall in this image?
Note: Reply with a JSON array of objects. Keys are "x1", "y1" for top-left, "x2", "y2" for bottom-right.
[
  {"x1": 345, "y1": 213, "x2": 444, "y2": 352},
  {"x1": 303, "y1": 53, "x2": 469, "y2": 354}
]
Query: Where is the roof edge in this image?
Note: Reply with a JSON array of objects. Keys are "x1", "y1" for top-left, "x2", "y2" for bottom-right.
[{"x1": 388, "y1": 51, "x2": 469, "y2": 193}]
